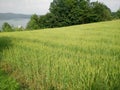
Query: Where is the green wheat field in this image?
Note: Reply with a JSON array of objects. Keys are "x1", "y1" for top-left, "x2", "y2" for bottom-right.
[{"x1": 0, "y1": 20, "x2": 120, "y2": 90}]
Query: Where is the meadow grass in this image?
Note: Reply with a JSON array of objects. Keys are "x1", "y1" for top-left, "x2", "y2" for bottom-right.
[
  {"x1": 0, "y1": 20, "x2": 120, "y2": 90},
  {"x1": 0, "y1": 70, "x2": 20, "y2": 90}
]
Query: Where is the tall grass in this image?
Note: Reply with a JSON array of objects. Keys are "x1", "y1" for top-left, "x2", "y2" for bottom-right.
[{"x1": 0, "y1": 20, "x2": 120, "y2": 90}]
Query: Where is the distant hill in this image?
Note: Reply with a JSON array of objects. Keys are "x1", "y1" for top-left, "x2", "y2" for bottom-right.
[{"x1": 0, "y1": 13, "x2": 31, "y2": 20}]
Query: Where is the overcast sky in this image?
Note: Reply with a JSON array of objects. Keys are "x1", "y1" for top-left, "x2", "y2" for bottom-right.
[{"x1": 0, "y1": 0, "x2": 120, "y2": 15}]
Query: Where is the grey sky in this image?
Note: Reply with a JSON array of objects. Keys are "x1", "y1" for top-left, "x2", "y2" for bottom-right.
[
  {"x1": 91, "y1": 0, "x2": 120, "y2": 12},
  {"x1": 0, "y1": 0, "x2": 120, "y2": 15},
  {"x1": 0, "y1": 0, "x2": 53, "y2": 15}
]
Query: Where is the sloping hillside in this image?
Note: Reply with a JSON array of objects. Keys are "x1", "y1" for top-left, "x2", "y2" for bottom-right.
[{"x1": 0, "y1": 20, "x2": 120, "y2": 90}]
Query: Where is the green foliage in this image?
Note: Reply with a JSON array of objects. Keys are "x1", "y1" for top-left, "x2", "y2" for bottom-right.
[
  {"x1": 2, "y1": 22, "x2": 14, "y2": 32},
  {"x1": 111, "y1": 9, "x2": 120, "y2": 19},
  {"x1": 49, "y1": 0, "x2": 91, "y2": 26},
  {"x1": 0, "y1": 20, "x2": 120, "y2": 90},
  {"x1": 26, "y1": 14, "x2": 40, "y2": 30},
  {"x1": 26, "y1": 0, "x2": 112, "y2": 30},
  {"x1": 41, "y1": 13, "x2": 65, "y2": 28},
  {"x1": 116, "y1": 9, "x2": 120, "y2": 18},
  {"x1": 0, "y1": 70, "x2": 20, "y2": 90},
  {"x1": 1, "y1": 22, "x2": 25, "y2": 32},
  {"x1": 39, "y1": 13, "x2": 58, "y2": 28},
  {"x1": 91, "y1": 2, "x2": 112, "y2": 22}
]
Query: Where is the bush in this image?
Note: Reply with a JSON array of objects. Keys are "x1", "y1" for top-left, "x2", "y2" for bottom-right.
[{"x1": 2, "y1": 22, "x2": 14, "y2": 32}]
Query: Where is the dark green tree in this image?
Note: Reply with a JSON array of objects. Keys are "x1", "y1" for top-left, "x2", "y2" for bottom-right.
[
  {"x1": 26, "y1": 14, "x2": 39, "y2": 30},
  {"x1": 91, "y1": 2, "x2": 112, "y2": 22},
  {"x1": 39, "y1": 13, "x2": 62, "y2": 28},
  {"x1": 116, "y1": 9, "x2": 120, "y2": 18},
  {"x1": 50, "y1": 0, "x2": 91, "y2": 26},
  {"x1": 49, "y1": 0, "x2": 112, "y2": 26},
  {"x1": 39, "y1": 13, "x2": 55, "y2": 28},
  {"x1": 2, "y1": 22, "x2": 13, "y2": 32}
]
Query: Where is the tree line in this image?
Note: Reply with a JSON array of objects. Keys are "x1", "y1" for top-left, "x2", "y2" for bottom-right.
[
  {"x1": 26, "y1": 0, "x2": 120, "y2": 30},
  {"x1": 0, "y1": 22, "x2": 24, "y2": 32},
  {"x1": 1, "y1": 0, "x2": 120, "y2": 32}
]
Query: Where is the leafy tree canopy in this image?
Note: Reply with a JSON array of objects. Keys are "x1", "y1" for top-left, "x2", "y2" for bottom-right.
[
  {"x1": 26, "y1": 14, "x2": 40, "y2": 30},
  {"x1": 27, "y1": 0, "x2": 112, "y2": 30}
]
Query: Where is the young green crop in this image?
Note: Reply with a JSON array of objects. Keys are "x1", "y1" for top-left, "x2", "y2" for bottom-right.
[{"x1": 0, "y1": 20, "x2": 120, "y2": 90}]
